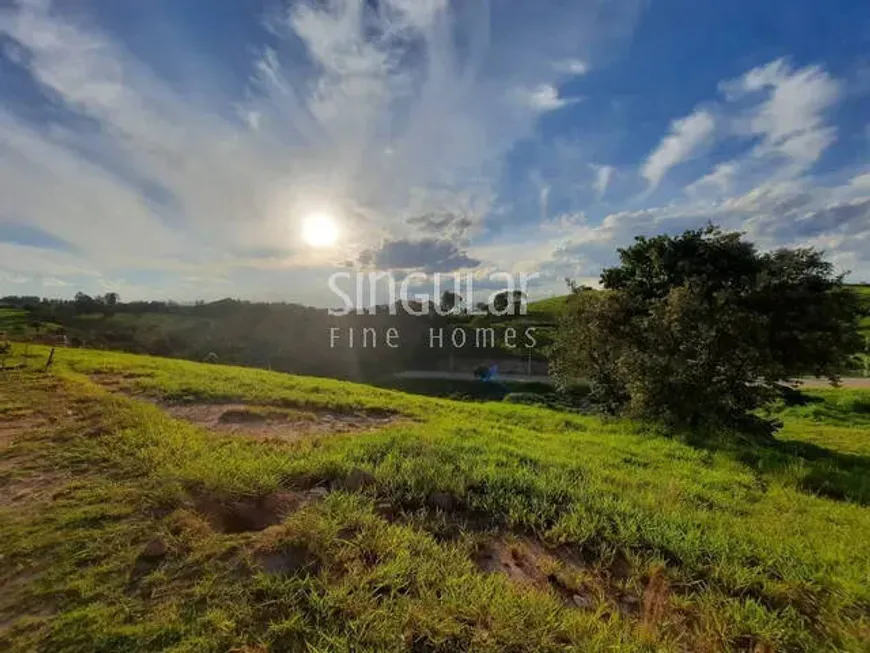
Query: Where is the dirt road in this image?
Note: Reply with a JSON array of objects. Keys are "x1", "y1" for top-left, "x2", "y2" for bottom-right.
[{"x1": 798, "y1": 377, "x2": 870, "y2": 389}]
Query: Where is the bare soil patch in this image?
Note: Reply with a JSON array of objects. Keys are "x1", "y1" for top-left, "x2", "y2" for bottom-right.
[
  {"x1": 88, "y1": 372, "x2": 136, "y2": 392},
  {"x1": 0, "y1": 409, "x2": 62, "y2": 509},
  {"x1": 0, "y1": 411, "x2": 46, "y2": 449},
  {"x1": 193, "y1": 488, "x2": 328, "y2": 534},
  {"x1": 799, "y1": 376, "x2": 870, "y2": 389},
  {"x1": 165, "y1": 402, "x2": 399, "y2": 441},
  {"x1": 474, "y1": 537, "x2": 556, "y2": 588},
  {"x1": 254, "y1": 543, "x2": 321, "y2": 576},
  {"x1": 0, "y1": 467, "x2": 67, "y2": 509},
  {"x1": 473, "y1": 536, "x2": 663, "y2": 619},
  {"x1": 88, "y1": 374, "x2": 401, "y2": 441}
]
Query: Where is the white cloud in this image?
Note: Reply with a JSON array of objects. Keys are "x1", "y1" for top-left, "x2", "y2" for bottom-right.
[
  {"x1": 686, "y1": 162, "x2": 737, "y2": 195},
  {"x1": 592, "y1": 165, "x2": 615, "y2": 198},
  {"x1": 722, "y1": 59, "x2": 840, "y2": 178},
  {"x1": 556, "y1": 59, "x2": 589, "y2": 76},
  {"x1": 517, "y1": 84, "x2": 579, "y2": 112},
  {"x1": 845, "y1": 171, "x2": 870, "y2": 194},
  {"x1": 641, "y1": 109, "x2": 716, "y2": 188},
  {"x1": 680, "y1": 59, "x2": 841, "y2": 203}
]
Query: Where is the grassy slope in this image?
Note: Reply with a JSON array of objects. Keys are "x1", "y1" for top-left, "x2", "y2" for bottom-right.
[
  {"x1": 1, "y1": 346, "x2": 869, "y2": 652},
  {"x1": 526, "y1": 295, "x2": 569, "y2": 319}
]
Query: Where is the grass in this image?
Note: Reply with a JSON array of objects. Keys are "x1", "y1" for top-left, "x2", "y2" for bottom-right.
[
  {"x1": 1, "y1": 345, "x2": 869, "y2": 651},
  {"x1": 526, "y1": 295, "x2": 570, "y2": 319},
  {"x1": 0, "y1": 308, "x2": 31, "y2": 334}
]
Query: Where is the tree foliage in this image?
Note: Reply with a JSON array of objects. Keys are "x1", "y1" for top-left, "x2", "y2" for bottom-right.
[
  {"x1": 552, "y1": 226, "x2": 863, "y2": 434},
  {"x1": 440, "y1": 290, "x2": 461, "y2": 314},
  {"x1": 492, "y1": 290, "x2": 524, "y2": 315}
]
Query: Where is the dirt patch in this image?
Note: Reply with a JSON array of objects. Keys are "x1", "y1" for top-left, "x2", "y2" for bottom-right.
[
  {"x1": 474, "y1": 537, "x2": 555, "y2": 588},
  {"x1": 193, "y1": 488, "x2": 328, "y2": 533},
  {"x1": 0, "y1": 468, "x2": 67, "y2": 509},
  {"x1": 641, "y1": 567, "x2": 670, "y2": 634},
  {"x1": 89, "y1": 374, "x2": 402, "y2": 441},
  {"x1": 473, "y1": 536, "x2": 655, "y2": 617},
  {"x1": 799, "y1": 376, "x2": 870, "y2": 389},
  {"x1": 254, "y1": 543, "x2": 320, "y2": 576},
  {"x1": 88, "y1": 372, "x2": 134, "y2": 393},
  {"x1": 0, "y1": 410, "x2": 61, "y2": 509},
  {"x1": 0, "y1": 413, "x2": 46, "y2": 449},
  {"x1": 163, "y1": 402, "x2": 399, "y2": 441}
]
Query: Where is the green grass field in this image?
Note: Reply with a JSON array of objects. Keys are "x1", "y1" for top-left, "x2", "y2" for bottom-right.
[
  {"x1": 1, "y1": 345, "x2": 869, "y2": 651},
  {"x1": 0, "y1": 307, "x2": 64, "y2": 338}
]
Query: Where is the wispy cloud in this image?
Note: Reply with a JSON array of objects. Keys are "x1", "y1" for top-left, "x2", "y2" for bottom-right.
[
  {"x1": 516, "y1": 84, "x2": 579, "y2": 112},
  {"x1": 556, "y1": 59, "x2": 589, "y2": 76},
  {"x1": 593, "y1": 165, "x2": 615, "y2": 198},
  {"x1": 0, "y1": 0, "x2": 640, "y2": 298},
  {"x1": 718, "y1": 58, "x2": 840, "y2": 183},
  {"x1": 641, "y1": 109, "x2": 716, "y2": 188}
]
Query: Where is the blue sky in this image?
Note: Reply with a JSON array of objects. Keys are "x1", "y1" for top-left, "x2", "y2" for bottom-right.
[{"x1": 1, "y1": 0, "x2": 869, "y2": 305}]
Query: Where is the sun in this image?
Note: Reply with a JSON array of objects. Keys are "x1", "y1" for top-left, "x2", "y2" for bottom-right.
[{"x1": 301, "y1": 212, "x2": 340, "y2": 248}]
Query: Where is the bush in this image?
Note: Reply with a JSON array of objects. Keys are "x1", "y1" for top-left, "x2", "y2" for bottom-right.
[{"x1": 551, "y1": 226, "x2": 863, "y2": 434}]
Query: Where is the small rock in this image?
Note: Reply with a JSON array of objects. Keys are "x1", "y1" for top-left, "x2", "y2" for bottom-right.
[
  {"x1": 344, "y1": 468, "x2": 376, "y2": 492},
  {"x1": 572, "y1": 594, "x2": 593, "y2": 609},
  {"x1": 307, "y1": 486, "x2": 329, "y2": 499},
  {"x1": 141, "y1": 538, "x2": 167, "y2": 560}
]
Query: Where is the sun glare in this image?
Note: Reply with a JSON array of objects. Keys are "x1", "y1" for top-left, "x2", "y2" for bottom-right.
[{"x1": 301, "y1": 212, "x2": 340, "y2": 248}]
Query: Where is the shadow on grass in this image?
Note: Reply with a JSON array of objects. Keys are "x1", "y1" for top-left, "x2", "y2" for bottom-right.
[
  {"x1": 684, "y1": 431, "x2": 870, "y2": 505},
  {"x1": 738, "y1": 439, "x2": 870, "y2": 505},
  {"x1": 684, "y1": 389, "x2": 870, "y2": 505}
]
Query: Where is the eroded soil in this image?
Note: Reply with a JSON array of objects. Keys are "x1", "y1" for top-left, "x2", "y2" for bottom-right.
[{"x1": 89, "y1": 373, "x2": 401, "y2": 441}]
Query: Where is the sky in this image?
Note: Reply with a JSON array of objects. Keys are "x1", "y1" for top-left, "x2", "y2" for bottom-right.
[{"x1": 1, "y1": 0, "x2": 869, "y2": 306}]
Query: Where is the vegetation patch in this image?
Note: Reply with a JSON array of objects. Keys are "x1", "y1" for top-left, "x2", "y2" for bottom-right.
[
  {"x1": 2, "y1": 347, "x2": 870, "y2": 651},
  {"x1": 472, "y1": 536, "x2": 670, "y2": 619}
]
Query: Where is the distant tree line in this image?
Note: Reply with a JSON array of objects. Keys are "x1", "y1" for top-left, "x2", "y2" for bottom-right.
[{"x1": 1, "y1": 289, "x2": 542, "y2": 381}]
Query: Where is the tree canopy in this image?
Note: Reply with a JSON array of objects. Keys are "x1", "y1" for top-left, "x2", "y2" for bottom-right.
[{"x1": 551, "y1": 225, "x2": 863, "y2": 434}]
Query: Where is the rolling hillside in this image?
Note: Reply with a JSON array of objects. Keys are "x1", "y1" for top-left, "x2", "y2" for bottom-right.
[{"x1": 1, "y1": 345, "x2": 869, "y2": 651}]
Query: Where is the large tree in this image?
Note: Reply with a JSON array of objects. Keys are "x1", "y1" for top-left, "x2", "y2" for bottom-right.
[{"x1": 551, "y1": 225, "x2": 863, "y2": 434}]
